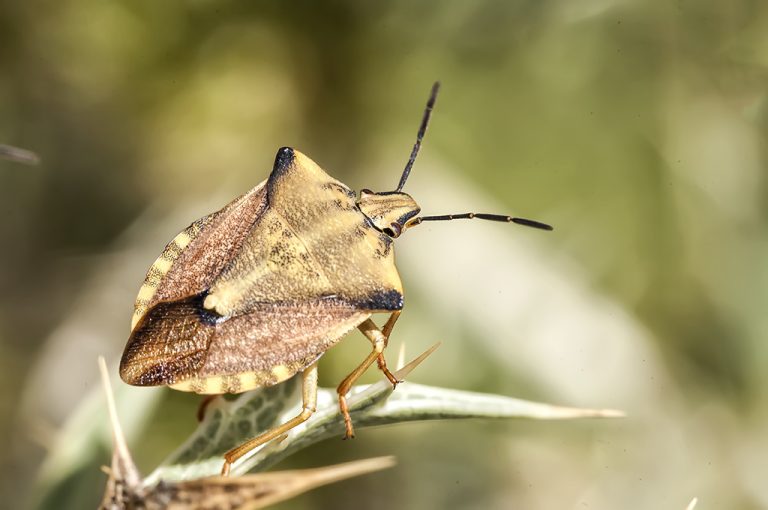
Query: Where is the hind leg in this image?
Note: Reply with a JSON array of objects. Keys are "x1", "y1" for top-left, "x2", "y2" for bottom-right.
[{"x1": 221, "y1": 362, "x2": 318, "y2": 476}]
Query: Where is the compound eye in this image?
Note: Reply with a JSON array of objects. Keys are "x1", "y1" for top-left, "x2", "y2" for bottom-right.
[{"x1": 382, "y1": 222, "x2": 402, "y2": 238}]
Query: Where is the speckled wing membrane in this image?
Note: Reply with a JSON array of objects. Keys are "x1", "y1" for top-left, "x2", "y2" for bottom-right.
[{"x1": 120, "y1": 148, "x2": 404, "y2": 394}]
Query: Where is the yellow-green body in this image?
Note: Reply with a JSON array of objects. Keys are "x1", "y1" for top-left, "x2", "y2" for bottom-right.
[{"x1": 120, "y1": 148, "x2": 418, "y2": 394}]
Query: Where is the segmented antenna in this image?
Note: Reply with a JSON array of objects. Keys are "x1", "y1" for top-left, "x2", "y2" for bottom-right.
[
  {"x1": 395, "y1": 83, "x2": 552, "y2": 233},
  {"x1": 409, "y1": 213, "x2": 553, "y2": 231},
  {"x1": 396, "y1": 81, "x2": 440, "y2": 192}
]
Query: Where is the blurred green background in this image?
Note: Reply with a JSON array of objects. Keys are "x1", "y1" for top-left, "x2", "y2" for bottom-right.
[{"x1": 2, "y1": 0, "x2": 768, "y2": 508}]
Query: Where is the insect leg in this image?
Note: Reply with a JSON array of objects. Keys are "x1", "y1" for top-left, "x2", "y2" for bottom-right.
[
  {"x1": 377, "y1": 311, "x2": 402, "y2": 387},
  {"x1": 196, "y1": 394, "x2": 219, "y2": 422},
  {"x1": 336, "y1": 318, "x2": 394, "y2": 439},
  {"x1": 382, "y1": 310, "x2": 400, "y2": 344},
  {"x1": 221, "y1": 362, "x2": 318, "y2": 476}
]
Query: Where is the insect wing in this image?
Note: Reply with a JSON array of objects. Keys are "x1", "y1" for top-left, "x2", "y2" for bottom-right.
[
  {"x1": 121, "y1": 294, "x2": 368, "y2": 393},
  {"x1": 130, "y1": 183, "x2": 268, "y2": 330}
]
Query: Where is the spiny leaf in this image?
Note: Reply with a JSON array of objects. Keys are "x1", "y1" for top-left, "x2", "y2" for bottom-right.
[
  {"x1": 32, "y1": 367, "x2": 162, "y2": 507},
  {"x1": 147, "y1": 344, "x2": 622, "y2": 484},
  {"x1": 98, "y1": 357, "x2": 141, "y2": 509},
  {"x1": 97, "y1": 356, "x2": 396, "y2": 509},
  {"x1": 140, "y1": 457, "x2": 396, "y2": 510}
]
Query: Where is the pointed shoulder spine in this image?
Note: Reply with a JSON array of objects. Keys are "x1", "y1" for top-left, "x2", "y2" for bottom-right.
[
  {"x1": 267, "y1": 146, "x2": 296, "y2": 201},
  {"x1": 273, "y1": 147, "x2": 295, "y2": 176}
]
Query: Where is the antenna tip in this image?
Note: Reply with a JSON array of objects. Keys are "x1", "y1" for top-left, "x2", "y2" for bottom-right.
[
  {"x1": 429, "y1": 82, "x2": 441, "y2": 102},
  {"x1": 512, "y1": 217, "x2": 554, "y2": 231}
]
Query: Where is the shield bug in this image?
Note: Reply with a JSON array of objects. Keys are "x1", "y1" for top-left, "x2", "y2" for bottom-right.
[{"x1": 119, "y1": 82, "x2": 553, "y2": 476}]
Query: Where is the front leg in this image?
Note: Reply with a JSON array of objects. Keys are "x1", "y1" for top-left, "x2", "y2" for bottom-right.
[
  {"x1": 377, "y1": 311, "x2": 402, "y2": 387},
  {"x1": 336, "y1": 312, "x2": 401, "y2": 439}
]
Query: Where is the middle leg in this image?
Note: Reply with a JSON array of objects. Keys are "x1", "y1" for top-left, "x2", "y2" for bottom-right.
[{"x1": 336, "y1": 313, "x2": 401, "y2": 439}]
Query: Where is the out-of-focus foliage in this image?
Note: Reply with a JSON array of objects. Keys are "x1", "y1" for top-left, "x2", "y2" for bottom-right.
[
  {"x1": 0, "y1": 144, "x2": 39, "y2": 165},
  {"x1": 2, "y1": 1, "x2": 767, "y2": 509}
]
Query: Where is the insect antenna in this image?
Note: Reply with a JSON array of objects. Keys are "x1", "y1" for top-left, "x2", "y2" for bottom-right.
[
  {"x1": 409, "y1": 213, "x2": 553, "y2": 231},
  {"x1": 396, "y1": 81, "x2": 440, "y2": 192}
]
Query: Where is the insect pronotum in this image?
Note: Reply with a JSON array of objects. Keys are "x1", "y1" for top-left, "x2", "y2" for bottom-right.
[{"x1": 119, "y1": 82, "x2": 553, "y2": 476}]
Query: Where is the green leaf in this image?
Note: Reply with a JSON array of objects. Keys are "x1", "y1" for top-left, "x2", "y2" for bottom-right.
[{"x1": 147, "y1": 344, "x2": 622, "y2": 484}]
